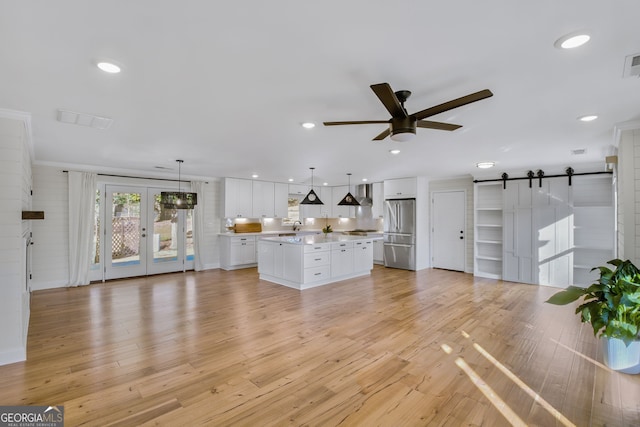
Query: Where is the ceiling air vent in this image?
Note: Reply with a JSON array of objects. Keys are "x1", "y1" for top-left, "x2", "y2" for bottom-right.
[
  {"x1": 571, "y1": 148, "x2": 587, "y2": 155},
  {"x1": 623, "y1": 53, "x2": 640, "y2": 78},
  {"x1": 56, "y1": 109, "x2": 113, "y2": 130}
]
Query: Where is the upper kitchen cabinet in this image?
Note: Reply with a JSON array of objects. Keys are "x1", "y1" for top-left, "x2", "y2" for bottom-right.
[
  {"x1": 384, "y1": 178, "x2": 417, "y2": 199},
  {"x1": 274, "y1": 183, "x2": 288, "y2": 218},
  {"x1": 224, "y1": 178, "x2": 253, "y2": 218},
  {"x1": 252, "y1": 180, "x2": 274, "y2": 218},
  {"x1": 372, "y1": 182, "x2": 384, "y2": 218},
  {"x1": 331, "y1": 186, "x2": 355, "y2": 218}
]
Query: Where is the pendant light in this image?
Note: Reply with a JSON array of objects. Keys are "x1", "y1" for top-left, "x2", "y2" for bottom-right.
[
  {"x1": 337, "y1": 173, "x2": 360, "y2": 206},
  {"x1": 300, "y1": 167, "x2": 323, "y2": 205},
  {"x1": 160, "y1": 160, "x2": 198, "y2": 209}
]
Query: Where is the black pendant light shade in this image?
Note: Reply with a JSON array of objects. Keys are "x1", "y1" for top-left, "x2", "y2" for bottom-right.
[
  {"x1": 160, "y1": 160, "x2": 198, "y2": 209},
  {"x1": 300, "y1": 167, "x2": 324, "y2": 205},
  {"x1": 337, "y1": 173, "x2": 360, "y2": 206}
]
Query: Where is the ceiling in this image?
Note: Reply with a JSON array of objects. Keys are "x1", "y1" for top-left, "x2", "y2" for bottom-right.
[{"x1": 2, "y1": 1, "x2": 640, "y2": 186}]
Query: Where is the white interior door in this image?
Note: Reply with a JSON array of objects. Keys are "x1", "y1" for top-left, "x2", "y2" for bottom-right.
[{"x1": 432, "y1": 191, "x2": 466, "y2": 271}]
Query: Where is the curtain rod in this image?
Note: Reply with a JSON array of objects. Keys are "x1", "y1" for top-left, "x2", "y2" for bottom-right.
[{"x1": 62, "y1": 170, "x2": 209, "y2": 184}]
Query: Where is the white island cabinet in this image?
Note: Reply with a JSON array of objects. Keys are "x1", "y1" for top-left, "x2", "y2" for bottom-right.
[{"x1": 258, "y1": 235, "x2": 376, "y2": 290}]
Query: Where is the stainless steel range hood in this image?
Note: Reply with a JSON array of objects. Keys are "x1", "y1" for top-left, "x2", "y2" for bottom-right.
[{"x1": 355, "y1": 184, "x2": 372, "y2": 206}]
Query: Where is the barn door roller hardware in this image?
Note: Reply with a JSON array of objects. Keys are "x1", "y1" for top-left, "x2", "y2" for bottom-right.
[{"x1": 473, "y1": 167, "x2": 611, "y2": 189}]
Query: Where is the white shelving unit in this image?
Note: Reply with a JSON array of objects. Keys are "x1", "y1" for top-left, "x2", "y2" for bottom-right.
[
  {"x1": 474, "y1": 182, "x2": 503, "y2": 279},
  {"x1": 572, "y1": 175, "x2": 614, "y2": 287}
]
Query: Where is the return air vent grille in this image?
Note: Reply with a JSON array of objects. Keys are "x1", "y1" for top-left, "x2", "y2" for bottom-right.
[
  {"x1": 56, "y1": 109, "x2": 113, "y2": 130},
  {"x1": 623, "y1": 53, "x2": 640, "y2": 78}
]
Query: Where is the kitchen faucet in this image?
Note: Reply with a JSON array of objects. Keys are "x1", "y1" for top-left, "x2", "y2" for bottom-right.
[{"x1": 292, "y1": 220, "x2": 302, "y2": 231}]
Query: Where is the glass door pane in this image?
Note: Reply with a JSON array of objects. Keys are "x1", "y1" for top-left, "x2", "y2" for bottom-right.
[
  {"x1": 147, "y1": 189, "x2": 186, "y2": 275},
  {"x1": 105, "y1": 186, "x2": 147, "y2": 280}
]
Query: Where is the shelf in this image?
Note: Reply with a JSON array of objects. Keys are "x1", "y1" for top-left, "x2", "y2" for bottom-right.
[
  {"x1": 475, "y1": 207, "x2": 502, "y2": 211},
  {"x1": 22, "y1": 211, "x2": 44, "y2": 220},
  {"x1": 476, "y1": 255, "x2": 502, "y2": 261},
  {"x1": 476, "y1": 224, "x2": 502, "y2": 228},
  {"x1": 574, "y1": 265, "x2": 594, "y2": 270},
  {"x1": 476, "y1": 240, "x2": 502, "y2": 244}
]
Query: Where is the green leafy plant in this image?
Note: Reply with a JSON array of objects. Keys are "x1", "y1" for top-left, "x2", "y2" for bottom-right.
[
  {"x1": 546, "y1": 259, "x2": 640, "y2": 345},
  {"x1": 322, "y1": 224, "x2": 332, "y2": 234}
]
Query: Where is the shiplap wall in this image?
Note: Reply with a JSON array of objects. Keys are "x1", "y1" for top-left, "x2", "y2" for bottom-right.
[
  {"x1": 29, "y1": 167, "x2": 222, "y2": 290},
  {"x1": 429, "y1": 177, "x2": 474, "y2": 273},
  {"x1": 31, "y1": 166, "x2": 69, "y2": 289},
  {"x1": 617, "y1": 127, "x2": 640, "y2": 264},
  {"x1": 0, "y1": 116, "x2": 29, "y2": 365}
]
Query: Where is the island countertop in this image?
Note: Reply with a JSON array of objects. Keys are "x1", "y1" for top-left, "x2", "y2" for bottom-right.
[{"x1": 259, "y1": 234, "x2": 381, "y2": 245}]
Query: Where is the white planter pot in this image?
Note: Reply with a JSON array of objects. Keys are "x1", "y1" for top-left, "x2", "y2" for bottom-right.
[{"x1": 602, "y1": 337, "x2": 640, "y2": 374}]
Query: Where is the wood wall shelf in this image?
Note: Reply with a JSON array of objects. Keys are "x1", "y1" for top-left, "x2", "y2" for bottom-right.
[{"x1": 22, "y1": 211, "x2": 44, "y2": 220}]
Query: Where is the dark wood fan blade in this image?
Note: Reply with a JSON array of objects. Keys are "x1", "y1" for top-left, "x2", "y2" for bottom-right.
[
  {"x1": 323, "y1": 120, "x2": 389, "y2": 126},
  {"x1": 370, "y1": 83, "x2": 407, "y2": 118},
  {"x1": 372, "y1": 128, "x2": 390, "y2": 141},
  {"x1": 417, "y1": 120, "x2": 462, "y2": 131},
  {"x1": 413, "y1": 89, "x2": 493, "y2": 120}
]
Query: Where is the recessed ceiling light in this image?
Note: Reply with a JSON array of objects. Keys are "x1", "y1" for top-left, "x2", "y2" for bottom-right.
[
  {"x1": 302, "y1": 122, "x2": 315, "y2": 129},
  {"x1": 96, "y1": 61, "x2": 121, "y2": 73},
  {"x1": 361, "y1": 178, "x2": 368, "y2": 182},
  {"x1": 323, "y1": 182, "x2": 328, "y2": 186},
  {"x1": 554, "y1": 32, "x2": 590, "y2": 49},
  {"x1": 288, "y1": 178, "x2": 294, "y2": 182},
  {"x1": 476, "y1": 162, "x2": 495, "y2": 169},
  {"x1": 251, "y1": 174, "x2": 259, "y2": 178},
  {"x1": 389, "y1": 149, "x2": 401, "y2": 155},
  {"x1": 578, "y1": 115, "x2": 598, "y2": 122}
]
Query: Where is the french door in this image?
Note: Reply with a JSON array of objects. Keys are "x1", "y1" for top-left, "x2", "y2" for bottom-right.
[{"x1": 104, "y1": 185, "x2": 194, "y2": 280}]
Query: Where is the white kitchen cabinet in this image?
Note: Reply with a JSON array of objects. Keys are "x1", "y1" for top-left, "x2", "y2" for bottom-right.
[
  {"x1": 274, "y1": 183, "x2": 289, "y2": 218},
  {"x1": 224, "y1": 178, "x2": 253, "y2": 218},
  {"x1": 331, "y1": 185, "x2": 355, "y2": 218},
  {"x1": 353, "y1": 240, "x2": 373, "y2": 272},
  {"x1": 373, "y1": 239, "x2": 384, "y2": 264},
  {"x1": 220, "y1": 235, "x2": 257, "y2": 270},
  {"x1": 252, "y1": 180, "x2": 275, "y2": 218},
  {"x1": 258, "y1": 240, "x2": 302, "y2": 282},
  {"x1": 384, "y1": 178, "x2": 416, "y2": 199},
  {"x1": 372, "y1": 182, "x2": 384, "y2": 218},
  {"x1": 331, "y1": 241, "x2": 354, "y2": 278}
]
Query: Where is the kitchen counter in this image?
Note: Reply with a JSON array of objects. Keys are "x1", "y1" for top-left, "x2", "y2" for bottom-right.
[{"x1": 257, "y1": 234, "x2": 377, "y2": 290}]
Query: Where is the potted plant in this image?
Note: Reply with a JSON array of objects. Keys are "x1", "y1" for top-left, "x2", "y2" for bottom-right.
[{"x1": 546, "y1": 259, "x2": 640, "y2": 373}]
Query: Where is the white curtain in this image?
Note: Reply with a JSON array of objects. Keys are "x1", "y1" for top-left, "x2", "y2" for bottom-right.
[
  {"x1": 68, "y1": 171, "x2": 97, "y2": 286},
  {"x1": 191, "y1": 181, "x2": 207, "y2": 271}
]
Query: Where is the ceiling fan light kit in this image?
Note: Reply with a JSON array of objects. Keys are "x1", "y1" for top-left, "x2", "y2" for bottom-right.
[{"x1": 324, "y1": 83, "x2": 493, "y2": 141}]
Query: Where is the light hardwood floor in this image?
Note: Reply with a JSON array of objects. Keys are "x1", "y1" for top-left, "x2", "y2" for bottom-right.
[{"x1": 1, "y1": 266, "x2": 639, "y2": 426}]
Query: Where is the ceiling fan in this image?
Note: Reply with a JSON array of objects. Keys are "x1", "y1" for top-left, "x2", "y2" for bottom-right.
[{"x1": 323, "y1": 83, "x2": 493, "y2": 142}]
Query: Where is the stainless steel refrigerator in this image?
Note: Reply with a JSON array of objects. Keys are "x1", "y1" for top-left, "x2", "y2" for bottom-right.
[{"x1": 383, "y1": 198, "x2": 416, "y2": 270}]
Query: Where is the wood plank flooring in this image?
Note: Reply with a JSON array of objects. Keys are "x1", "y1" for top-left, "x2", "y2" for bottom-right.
[{"x1": 1, "y1": 266, "x2": 639, "y2": 426}]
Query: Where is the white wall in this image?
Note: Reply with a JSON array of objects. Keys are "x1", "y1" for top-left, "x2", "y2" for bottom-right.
[
  {"x1": 31, "y1": 166, "x2": 69, "y2": 289},
  {"x1": 29, "y1": 167, "x2": 222, "y2": 290},
  {"x1": 616, "y1": 126, "x2": 640, "y2": 264},
  {"x1": 0, "y1": 115, "x2": 30, "y2": 365},
  {"x1": 429, "y1": 176, "x2": 474, "y2": 273}
]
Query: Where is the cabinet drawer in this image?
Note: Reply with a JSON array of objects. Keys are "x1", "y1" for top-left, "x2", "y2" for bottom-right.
[
  {"x1": 331, "y1": 241, "x2": 354, "y2": 250},
  {"x1": 230, "y1": 236, "x2": 255, "y2": 244},
  {"x1": 304, "y1": 252, "x2": 330, "y2": 267},
  {"x1": 304, "y1": 265, "x2": 331, "y2": 283},
  {"x1": 304, "y1": 243, "x2": 330, "y2": 253}
]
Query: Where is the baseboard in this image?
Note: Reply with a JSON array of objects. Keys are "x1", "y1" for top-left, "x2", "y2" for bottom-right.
[
  {"x1": 0, "y1": 346, "x2": 26, "y2": 367},
  {"x1": 30, "y1": 280, "x2": 68, "y2": 291}
]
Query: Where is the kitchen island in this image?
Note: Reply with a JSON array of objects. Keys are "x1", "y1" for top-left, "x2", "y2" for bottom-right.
[{"x1": 258, "y1": 234, "x2": 378, "y2": 290}]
